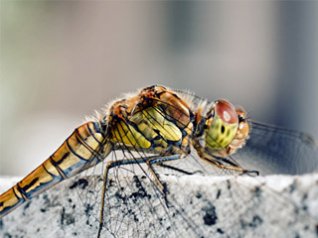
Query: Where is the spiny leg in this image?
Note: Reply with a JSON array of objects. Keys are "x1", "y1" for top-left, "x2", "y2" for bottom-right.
[
  {"x1": 156, "y1": 163, "x2": 201, "y2": 175},
  {"x1": 194, "y1": 141, "x2": 259, "y2": 175},
  {"x1": 146, "y1": 161, "x2": 165, "y2": 193},
  {"x1": 96, "y1": 154, "x2": 181, "y2": 238},
  {"x1": 201, "y1": 156, "x2": 259, "y2": 175},
  {"x1": 146, "y1": 155, "x2": 182, "y2": 207},
  {"x1": 217, "y1": 156, "x2": 259, "y2": 176},
  {"x1": 146, "y1": 155, "x2": 182, "y2": 194},
  {"x1": 240, "y1": 169, "x2": 259, "y2": 176}
]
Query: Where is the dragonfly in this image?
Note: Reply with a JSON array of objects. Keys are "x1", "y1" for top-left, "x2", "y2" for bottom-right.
[{"x1": 0, "y1": 85, "x2": 317, "y2": 237}]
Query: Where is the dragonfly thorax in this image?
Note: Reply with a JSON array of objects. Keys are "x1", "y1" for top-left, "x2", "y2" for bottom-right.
[{"x1": 105, "y1": 86, "x2": 195, "y2": 156}]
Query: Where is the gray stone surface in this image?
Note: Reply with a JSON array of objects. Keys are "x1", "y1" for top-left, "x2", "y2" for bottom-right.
[{"x1": 0, "y1": 173, "x2": 317, "y2": 238}]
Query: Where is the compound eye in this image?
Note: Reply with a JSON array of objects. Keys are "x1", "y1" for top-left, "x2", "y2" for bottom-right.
[{"x1": 215, "y1": 99, "x2": 238, "y2": 124}]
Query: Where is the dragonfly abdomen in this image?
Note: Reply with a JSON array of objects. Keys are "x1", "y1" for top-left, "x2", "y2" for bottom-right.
[{"x1": 0, "y1": 121, "x2": 106, "y2": 218}]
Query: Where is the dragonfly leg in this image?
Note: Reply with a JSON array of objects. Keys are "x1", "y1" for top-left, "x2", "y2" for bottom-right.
[
  {"x1": 97, "y1": 154, "x2": 180, "y2": 238},
  {"x1": 146, "y1": 161, "x2": 165, "y2": 193},
  {"x1": 156, "y1": 163, "x2": 201, "y2": 175},
  {"x1": 146, "y1": 155, "x2": 181, "y2": 194},
  {"x1": 202, "y1": 156, "x2": 259, "y2": 175},
  {"x1": 201, "y1": 156, "x2": 244, "y2": 173},
  {"x1": 146, "y1": 155, "x2": 181, "y2": 207},
  {"x1": 241, "y1": 169, "x2": 260, "y2": 176},
  {"x1": 194, "y1": 142, "x2": 259, "y2": 175},
  {"x1": 218, "y1": 157, "x2": 260, "y2": 175}
]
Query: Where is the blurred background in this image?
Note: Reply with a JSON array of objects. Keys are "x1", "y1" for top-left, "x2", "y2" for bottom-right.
[{"x1": 0, "y1": 1, "x2": 317, "y2": 176}]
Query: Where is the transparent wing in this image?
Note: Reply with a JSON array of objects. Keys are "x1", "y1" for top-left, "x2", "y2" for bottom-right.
[
  {"x1": 235, "y1": 121, "x2": 318, "y2": 175},
  {"x1": 74, "y1": 162, "x2": 318, "y2": 238},
  {"x1": 2, "y1": 162, "x2": 317, "y2": 237},
  {"x1": 74, "y1": 150, "x2": 209, "y2": 238}
]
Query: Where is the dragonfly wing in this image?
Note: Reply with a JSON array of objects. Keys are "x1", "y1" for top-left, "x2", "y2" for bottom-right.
[
  {"x1": 1, "y1": 172, "x2": 317, "y2": 238},
  {"x1": 235, "y1": 121, "x2": 318, "y2": 175},
  {"x1": 73, "y1": 150, "x2": 207, "y2": 238}
]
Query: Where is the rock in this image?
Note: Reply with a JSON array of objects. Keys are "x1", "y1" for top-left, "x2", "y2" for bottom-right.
[{"x1": 0, "y1": 173, "x2": 317, "y2": 238}]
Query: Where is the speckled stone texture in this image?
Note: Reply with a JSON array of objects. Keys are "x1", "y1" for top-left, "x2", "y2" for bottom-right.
[{"x1": 0, "y1": 173, "x2": 317, "y2": 238}]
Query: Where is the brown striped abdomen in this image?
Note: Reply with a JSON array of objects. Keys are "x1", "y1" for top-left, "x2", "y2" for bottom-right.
[{"x1": 0, "y1": 121, "x2": 108, "y2": 218}]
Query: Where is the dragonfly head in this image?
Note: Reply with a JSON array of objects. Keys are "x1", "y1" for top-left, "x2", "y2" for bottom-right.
[{"x1": 203, "y1": 99, "x2": 250, "y2": 157}]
